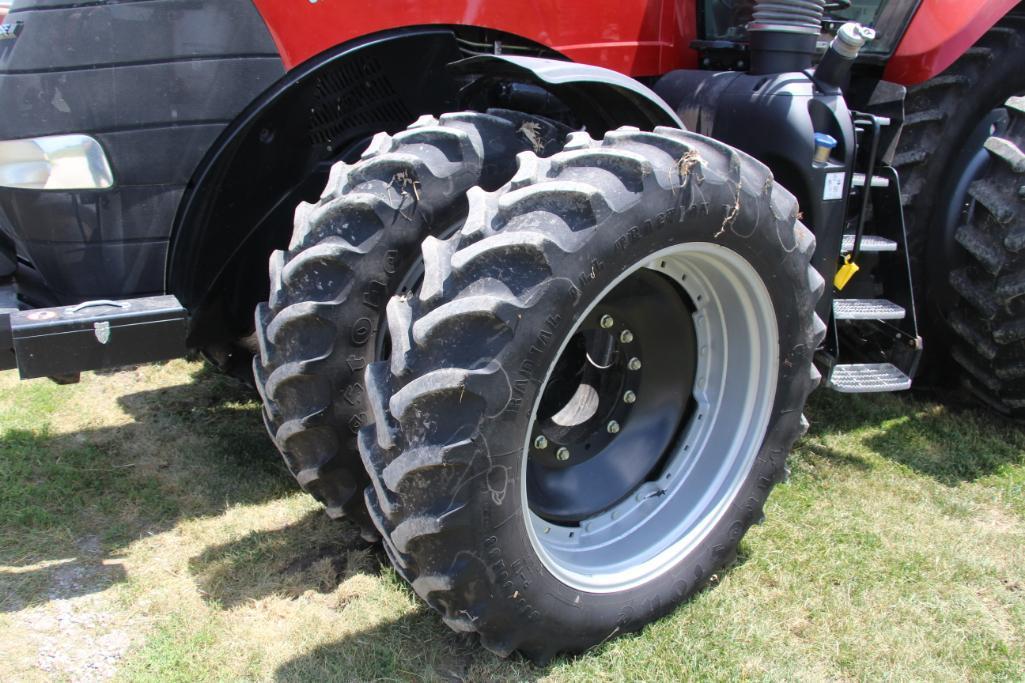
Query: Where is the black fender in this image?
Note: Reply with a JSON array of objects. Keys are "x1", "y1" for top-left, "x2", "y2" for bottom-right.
[
  {"x1": 167, "y1": 28, "x2": 469, "y2": 347},
  {"x1": 451, "y1": 54, "x2": 684, "y2": 133},
  {"x1": 167, "y1": 31, "x2": 683, "y2": 348}
]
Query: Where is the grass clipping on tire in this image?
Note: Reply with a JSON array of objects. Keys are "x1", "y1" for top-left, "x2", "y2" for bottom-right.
[{"x1": 359, "y1": 126, "x2": 826, "y2": 662}]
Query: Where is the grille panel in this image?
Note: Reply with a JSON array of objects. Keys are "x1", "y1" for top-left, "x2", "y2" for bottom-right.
[{"x1": 307, "y1": 55, "x2": 413, "y2": 146}]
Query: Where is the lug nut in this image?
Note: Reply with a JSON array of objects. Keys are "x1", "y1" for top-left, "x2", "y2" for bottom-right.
[
  {"x1": 619, "y1": 329, "x2": 634, "y2": 343},
  {"x1": 600, "y1": 314, "x2": 615, "y2": 329},
  {"x1": 556, "y1": 447, "x2": 570, "y2": 461},
  {"x1": 534, "y1": 435, "x2": 548, "y2": 450},
  {"x1": 628, "y1": 357, "x2": 642, "y2": 371},
  {"x1": 607, "y1": 420, "x2": 620, "y2": 434},
  {"x1": 623, "y1": 390, "x2": 636, "y2": 404}
]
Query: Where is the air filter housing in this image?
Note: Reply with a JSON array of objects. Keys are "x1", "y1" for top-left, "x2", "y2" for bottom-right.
[{"x1": 747, "y1": 0, "x2": 826, "y2": 74}]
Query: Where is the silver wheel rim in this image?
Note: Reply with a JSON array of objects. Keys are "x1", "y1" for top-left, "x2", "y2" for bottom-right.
[{"x1": 521, "y1": 242, "x2": 779, "y2": 593}]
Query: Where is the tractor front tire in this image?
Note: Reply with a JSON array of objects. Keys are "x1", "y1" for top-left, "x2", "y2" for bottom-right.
[
  {"x1": 359, "y1": 127, "x2": 825, "y2": 660},
  {"x1": 253, "y1": 111, "x2": 566, "y2": 536}
]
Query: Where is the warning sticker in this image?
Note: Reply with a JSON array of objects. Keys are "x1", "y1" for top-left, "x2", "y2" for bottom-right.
[{"x1": 824, "y1": 172, "x2": 846, "y2": 201}]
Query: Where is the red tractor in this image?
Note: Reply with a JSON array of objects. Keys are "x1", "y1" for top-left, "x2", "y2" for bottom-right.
[{"x1": 1, "y1": 0, "x2": 1023, "y2": 661}]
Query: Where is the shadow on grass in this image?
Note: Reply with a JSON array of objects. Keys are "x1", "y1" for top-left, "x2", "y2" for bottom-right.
[
  {"x1": 272, "y1": 549, "x2": 752, "y2": 681},
  {"x1": 805, "y1": 389, "x2": 1025, "y2": 485},
  {"x1": 189, "y1": 509, "x2": 559, "y2": 679},
  {"x1": 272, "y1": 608, "x2": 547, "y2": 682},
  {"x1": 0, "y1": 363, "x2": 300, "y2": 611},
  {"x1": 188, "y1": 509, "x2": 378, "y2": 608},
  {"x1": 0, "y1": 555, "x2": 127, "y2": 613}
]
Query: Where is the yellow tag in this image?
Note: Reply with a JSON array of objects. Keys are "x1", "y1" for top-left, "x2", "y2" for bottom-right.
[{"x1": 834, "y1": 255, "x2": 860, "y2": 290}]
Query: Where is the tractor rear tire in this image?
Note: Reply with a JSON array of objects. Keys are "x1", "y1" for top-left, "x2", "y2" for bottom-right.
[
  {"x1": 945, "y1": 96, "x2": 1025, "y2": 415},
  {"x1": 253, "y1": 111, "x2": 566, "y2": 536},
  {"x1": 359, "y1": 127, "x2": 825, "y2": 660},
  {"x1": 895, "y1": 17, "x2": 1025, "y2": 372}
]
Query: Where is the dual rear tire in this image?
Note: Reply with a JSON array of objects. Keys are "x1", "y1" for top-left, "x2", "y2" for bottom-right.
[
  {"x1": 254, "y1": 117, "x2": 824, "y2": 658},
  {"x1": 253, "y1": 110, "x2": 567, "y2": 536}
]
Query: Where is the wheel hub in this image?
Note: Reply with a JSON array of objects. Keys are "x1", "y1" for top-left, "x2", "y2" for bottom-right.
[
  {"x1": 527, "y1": 270, "x2": 696, "y2": 522},
  {"x1": 522, "y1": 243, "x2": 779, "y2": 593}
]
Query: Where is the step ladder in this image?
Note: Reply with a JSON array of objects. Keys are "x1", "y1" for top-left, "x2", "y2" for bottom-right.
[
  {"x1": 822, "y1": 114, "x2": 921, "y2": 394},
  {"x1": 827, "y1": 227, "x2": 918, "y2": 393}
]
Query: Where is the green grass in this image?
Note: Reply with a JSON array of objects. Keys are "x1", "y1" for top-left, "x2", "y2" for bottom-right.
[{"x1": 1, "y1": 361, "x2": 1024, "y2": 681}]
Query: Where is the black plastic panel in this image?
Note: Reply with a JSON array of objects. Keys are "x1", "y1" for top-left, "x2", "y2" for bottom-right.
[
  {"x1": 0, "y1": 0, "x2": 284, "y2": 305},
  {"x1": 3, "y1": 0, "x2": 278, "y2": 71},
  {"x1": 4, "y1": 186, "x2": 182, "y2": 242},
  {"x1": 97, "y1": 125, "x2": 225, "y2": 186},
  {"x1": 18, "y1": 237, "x2": 168, "y2": 300},
  {"x1": 0, "y1": 58, "x2": 283, "y2": 139},
  {"x1": 0, "y1": 228, "x2": 13, "y2": 278},
  {"x1": 3, "y1": 184, "x2": 176, "y2": 298},
  {"x1": 0, "y1": 279, "x2": 14, "y2": 370}
]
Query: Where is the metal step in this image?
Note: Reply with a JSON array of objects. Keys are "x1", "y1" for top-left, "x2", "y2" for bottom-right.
[
  {"x1": 833, "y1": 298, "x2": 906, "y2": 321},
  {"x1": 827, "y1": 363, "x2": 912, "y2": 393},
  {"x1": 851, "y1": 173, "x2": 891, "y2": 188},
  {"x1": 841, "y1": 234, "x2": 898, "y2": 253}
]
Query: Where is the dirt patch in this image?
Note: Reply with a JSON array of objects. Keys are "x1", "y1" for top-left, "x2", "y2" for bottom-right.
[
  {"x1": 30, "y1": 597, "x2": 137, "y2": 682},
  {"x1": 1, "y1": 537, "x2": 139, "y2": 682},
  {"x1": 976, "y1": 505, "x2": 1020, "y2": 535}
]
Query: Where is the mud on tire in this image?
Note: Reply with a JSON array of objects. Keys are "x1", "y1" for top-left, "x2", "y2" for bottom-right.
[
  {"x1": 896, "y1": 18, "x2": 1025, "y2": 347},
  {"x1": 253, "y1": 111, "x2": 567, "y2": 535},
  {"x1": 359, "y1": 127, "x2": 826, "y2": 660},
  {"x1": 947, "y1": 96, "x2": 1025, "y2": 414}
]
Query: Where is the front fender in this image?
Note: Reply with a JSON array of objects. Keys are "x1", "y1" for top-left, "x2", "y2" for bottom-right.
[{"x1": 452, "y1": 54, "x2": 684, "y2": 133}]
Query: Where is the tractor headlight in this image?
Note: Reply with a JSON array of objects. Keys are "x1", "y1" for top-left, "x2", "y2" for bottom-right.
[{"x1": 0, "y1": 134, "x2": 114, "y2": 190}]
